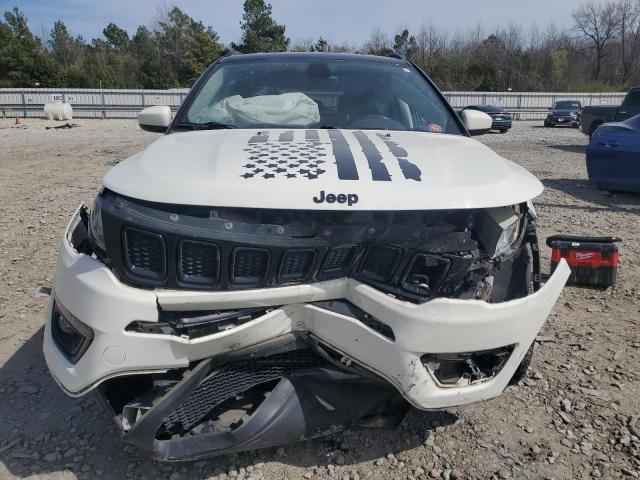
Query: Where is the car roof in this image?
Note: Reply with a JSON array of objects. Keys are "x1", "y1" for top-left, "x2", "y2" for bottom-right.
[
  {"x1": 468, "y1": 104, "x2": 503, "y2": 112},
  {"x1": 219, "y1": 51, "x2": 408, "y2": 65}
]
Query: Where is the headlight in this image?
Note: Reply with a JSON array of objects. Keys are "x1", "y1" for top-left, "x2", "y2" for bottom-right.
[
  {"x1": 477, "y1": 206, "x2": 525, "y2": 258},
  {"x1": 570, "y1": 113, "x2": 578, "y2": 118},
  {"x1": 494, "y1": 216, "x2": 522, "y2": 256},
  {"x1": 88, "y1": 190, "x2": 106, "y2": 251}
]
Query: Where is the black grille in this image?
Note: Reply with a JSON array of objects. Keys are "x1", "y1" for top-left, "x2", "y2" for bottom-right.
[
  {"x1": 123, "y1": 227, "x2": 166, "y2": 281},
  {"x1": 162, "y1": 349, "x2": 325, "y2": 435},
  {"x1": 359, "y1": 245, "x2": 403, "y2": 282},
  {"x1": 103, "y1": 192, "x2": 479, "y2": 302},
  {"x1": 179, "y1": 240, "x2": 220, "y2": 286},
  {"x1": 232, "y1": 248, "x2": 270, "y2": 284},
  {"x1": 279, "y1": 249, "x2": 316, "y2": 282},
  {"x1": 321, "y1": 244, "x2": 359, "y2": 275}
]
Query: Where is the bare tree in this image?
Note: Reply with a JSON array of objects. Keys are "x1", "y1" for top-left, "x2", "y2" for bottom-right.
[
  {"x1": 414, "y1": 23, "x2": 447, "y2": 70},
  {"x1": 616, "y1": 0, "x2": 640, "y2": 81},
  {"x1": 498, "y1": 23, "x2": 524, "y2": 89},
  {"x1": 365, "y1": 27, "x2": 392, "y2": 55},
  {"x1": 291, "y1": 38, "x2": 314, "y2": 52},
  {"x1": 572, "y1": 1, "x2": 621, "y2": 79}
]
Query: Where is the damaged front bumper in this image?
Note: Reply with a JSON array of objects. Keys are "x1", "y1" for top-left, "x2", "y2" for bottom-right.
[{"x1": 44, "y1": 206, "x2": 570, "y2": 459}]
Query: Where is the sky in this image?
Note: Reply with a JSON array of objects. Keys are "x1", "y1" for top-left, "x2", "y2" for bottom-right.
[{"x1": 1, "y1": 0, "x2": 605, "y2": 46}]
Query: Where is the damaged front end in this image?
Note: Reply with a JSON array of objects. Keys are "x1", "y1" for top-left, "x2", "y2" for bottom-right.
[
  {"x1": 98, "y1": 335, "x2": 407, "y2": 460},
  {"x1": 43, "y1": 193, "x2": 569, "y2": 460}
]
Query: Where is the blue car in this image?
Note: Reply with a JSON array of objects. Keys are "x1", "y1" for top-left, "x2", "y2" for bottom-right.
[{"x1": 586, "y1": 115, "x2": 640, "y2": 193}]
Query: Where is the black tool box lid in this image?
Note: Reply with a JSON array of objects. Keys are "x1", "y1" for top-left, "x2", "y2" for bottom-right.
[{"x1": 546, "y1": 235, "x2": 621, "y2": 252}]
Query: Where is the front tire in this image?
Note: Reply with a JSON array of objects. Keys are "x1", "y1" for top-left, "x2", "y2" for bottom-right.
[
  {"x1": 588, "y1": 122, "x2": 602, "y2": 139},
  {"x1": 509, "y1": 343, "x2": 534, "y2": 385},
  {"x1": 499, "y1": 128, "x2": 509, "y2": 134}
]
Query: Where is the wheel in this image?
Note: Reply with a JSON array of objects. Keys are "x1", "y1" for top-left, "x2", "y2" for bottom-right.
[
  {"x1": 509, "y1": 343, "x2": 534, "y2": 385},
  {"x1": 544, "y1": 121, "x2": 551, "y2": 128},
  {"x1": 499, "y1": 128, "x2": 509, "y2": 134},
  {"x1": 588, "y1": 122, "x2": 602, "y2": 139}
]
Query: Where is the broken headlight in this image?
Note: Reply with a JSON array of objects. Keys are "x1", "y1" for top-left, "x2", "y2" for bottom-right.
[
  {"x1": 478, "y1": 205, "x2": 524, "y2": 258},
  {"x1": 88, "y1": 189, "x2": 106, "y2": 252},
  {"x1": 494, "y1": 215, "x2": 521, "y2": 257}
]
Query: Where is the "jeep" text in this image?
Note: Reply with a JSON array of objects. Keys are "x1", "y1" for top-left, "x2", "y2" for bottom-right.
[{"x1": 313, "y1": 191, "x2": 359, "y2": 206}]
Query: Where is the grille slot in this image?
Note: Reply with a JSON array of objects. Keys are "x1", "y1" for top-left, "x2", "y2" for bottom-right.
[
  {"x1": 179, "y1": 240, "x2": 220, "y2": 286},
  {"x1": 279, "y1": 249, "x2": 316, "y2": 282},
  {"x1": 123, "y1": 227, "x2": 166, "y2": 281},
  {"x1": 401, "y1": 253, "x2": 451, "y2": 298},
  {"x1": 231, "y1": 248, "x2": 270, "y2": 285},
  {"x1": 161, "y1": 349, "x2": 325, "y2": 435},
  {"x1": 321, "y1": 244, "x2": 359, "y2": 275},
  {"x1": 359, "y1": 244, "x2": 403, "y2": 283}
]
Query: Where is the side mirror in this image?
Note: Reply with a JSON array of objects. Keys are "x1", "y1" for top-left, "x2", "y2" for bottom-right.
[
  {"x1": 138, "y1": 106, "x2": 171, "y2": 132},
  {"x1": 460, "y1": 109, "x2": 492, "y2": 136}
]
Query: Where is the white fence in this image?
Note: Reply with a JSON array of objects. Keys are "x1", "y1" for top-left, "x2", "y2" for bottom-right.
[
  {"x1": 445, "y1": 91, "x2": 626, "y2": 119},
  {"x1": 0, "y1": 88, "x2": 189, "y2": 119},
  {"x1": 0, "y1": 88, "x2": 627, "y2": 120}
]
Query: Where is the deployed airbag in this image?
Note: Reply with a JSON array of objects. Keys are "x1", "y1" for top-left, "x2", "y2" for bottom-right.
[{"x1": 210, "y1": 93, "x2": 320, "y2": 127}]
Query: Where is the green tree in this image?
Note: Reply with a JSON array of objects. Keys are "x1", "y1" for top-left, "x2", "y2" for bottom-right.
[
  {"x1": 310, "y1": 37, "x2": 331, "y2": 52},
  {"x1": 130, "y1": 26, "x2": 164, "y2": 88},
  {"x1": 155, "y1": 7, "x2": 223, "y2": 86},
  {"x1": 103, "y1": 23, "x2": 130, "y2": 51},
  {"x1": 234, "y1": 0, "x2": 289, "y2": 53},
  {"x1": 0, "y1": 8, "x2": 58, "y2": 87},
  {"x1": 48, "y1": 21, "x2": 90, "y2": 86},
  {"x1": 393, "y1": 29, "x2": 417, "y2": 59}
]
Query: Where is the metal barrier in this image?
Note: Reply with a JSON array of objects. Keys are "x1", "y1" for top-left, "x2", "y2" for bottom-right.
[
  {"x1": 0, "y1": 88, "x2": 189, "y2": 119},
  {"x1": 0, "y1": 88, "x2": 627, "y2": 120},
  {"x1": 444, "y1": 91, "x2": 627, "y2": 120}
]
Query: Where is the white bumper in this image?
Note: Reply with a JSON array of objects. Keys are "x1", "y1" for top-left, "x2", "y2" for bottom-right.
[{"x1": 44, "y1": 207, "x2": 570, "y2": 410}]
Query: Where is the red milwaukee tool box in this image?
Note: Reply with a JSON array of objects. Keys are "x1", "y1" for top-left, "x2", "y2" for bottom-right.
[{"x1": 546, "y1": 235, "x2": 621, "y2": 288}]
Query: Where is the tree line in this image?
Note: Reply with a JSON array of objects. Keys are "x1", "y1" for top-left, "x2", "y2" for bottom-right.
[{"x1": 1, "y1": 0, "x2": 639, "y2": 91}]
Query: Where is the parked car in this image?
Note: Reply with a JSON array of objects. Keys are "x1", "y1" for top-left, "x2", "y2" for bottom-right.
[
  {"x1": 43, "y1": 52, "x2": 569, "y2": 460},
  {"x1": 464, "y1": 105, "x2": 512, "y2": 133},
  {"x1": 581, "y1": 87, "x2": 640, "y2": 137},
  {"x1": 544, "y1": 100, "x2": 582, "y2": 128},
  {"x1": 586, "y1": 114, "x2": 640, "y2": 193}
]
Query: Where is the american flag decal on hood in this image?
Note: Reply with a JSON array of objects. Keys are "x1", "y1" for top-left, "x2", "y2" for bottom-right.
[{"x1": 241, "y1": 129, "x2": 422, "y2": 182}]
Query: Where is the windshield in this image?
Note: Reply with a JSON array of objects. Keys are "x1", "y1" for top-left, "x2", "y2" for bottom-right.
[
  {"x1": 553, "y1": 101, "x2": 581, "y2": 110},
  {"x1": 179, "y1": 57, "x2": 463, "y2": 135}
]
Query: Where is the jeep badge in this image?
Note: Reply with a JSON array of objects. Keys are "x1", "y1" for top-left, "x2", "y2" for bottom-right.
[{"x1": 313, "y1": 190, "x2": 358, "y2": 206}]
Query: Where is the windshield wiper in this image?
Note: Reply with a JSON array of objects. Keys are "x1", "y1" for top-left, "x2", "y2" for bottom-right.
[{"x1": 174, "y1": 121, "x2": 236, "y2": 130}]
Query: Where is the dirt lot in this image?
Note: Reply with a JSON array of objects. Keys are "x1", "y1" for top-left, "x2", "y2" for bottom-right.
[{"x1": 0, "y1": 119, "x2": 639, "y2": 480}]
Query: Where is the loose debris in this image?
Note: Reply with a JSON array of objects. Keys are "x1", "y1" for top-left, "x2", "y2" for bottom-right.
[{"x1": 45, "y1": 122, "x2": 79, "y2": 130}]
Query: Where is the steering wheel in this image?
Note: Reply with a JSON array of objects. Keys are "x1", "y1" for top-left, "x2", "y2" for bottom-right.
[{"x1": 348, "y1": 114, "x2": 407, "y2": 130}]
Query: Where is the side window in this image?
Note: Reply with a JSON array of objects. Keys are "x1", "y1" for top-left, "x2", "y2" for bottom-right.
[{"x1": 622, "y1": 91, "x2": 640, "y2": 108}]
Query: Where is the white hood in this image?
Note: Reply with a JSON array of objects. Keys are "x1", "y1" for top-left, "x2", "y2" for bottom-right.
[{"x1": 103, "y1": 129, "x2": 543, "y2": 210}]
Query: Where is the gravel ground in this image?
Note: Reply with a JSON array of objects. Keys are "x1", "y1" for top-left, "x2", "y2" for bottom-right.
[{"x1": 0, "y1": 119, "x2": 639, "y2": 480}]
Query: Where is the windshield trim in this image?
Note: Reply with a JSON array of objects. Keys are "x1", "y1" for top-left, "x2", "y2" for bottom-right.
[{"x1": 168, "y1": 54, "x2": 469, "y2": 137}]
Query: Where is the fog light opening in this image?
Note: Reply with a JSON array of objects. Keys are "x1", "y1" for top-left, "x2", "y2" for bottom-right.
[
  {"x1": 421, "y1": 345, "x2": 515, "y2": 387},
  {"x1": 51, "y1": 302, "x2": 94, "y2": 363}
]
